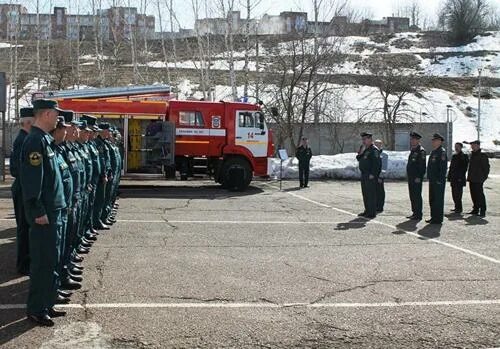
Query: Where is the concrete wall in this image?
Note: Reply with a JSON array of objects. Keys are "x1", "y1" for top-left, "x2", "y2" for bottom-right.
[{"x1": 269, "y1": 122, "x2": 452, "y2": 156}]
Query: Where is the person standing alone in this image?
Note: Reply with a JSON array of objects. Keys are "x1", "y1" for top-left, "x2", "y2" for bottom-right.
[
  {"x1": 296, "y1": 137, "x2": 312, "y2": 188},
  {"x1": 447, "y1": 142, "x2": 469, "y2": 213},
  {"x1": 466, "y1": 140, "x2": 489, "y2": 217}
]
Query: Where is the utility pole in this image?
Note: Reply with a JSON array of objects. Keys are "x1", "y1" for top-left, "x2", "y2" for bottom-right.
[{"x1": 477, "y1": 68, "x2": 482, "y2": 141}]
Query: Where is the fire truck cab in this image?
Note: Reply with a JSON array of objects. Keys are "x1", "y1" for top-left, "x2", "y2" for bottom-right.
[{"x1": 33, "y1": 85, "x2": 274, "y2": 190}]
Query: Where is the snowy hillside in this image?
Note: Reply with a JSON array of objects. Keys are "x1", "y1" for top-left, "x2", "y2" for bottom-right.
[
  {"x1": 172, "y1": 31, "x2": 500, "y2": 152},
  {"x1": 147, "y1": 31, "x2": 500, "y2": 79}
]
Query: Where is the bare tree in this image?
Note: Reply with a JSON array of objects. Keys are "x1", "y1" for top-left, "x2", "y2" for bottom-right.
[
  {"x1": 92, "y1": 0, "x2": 106, "y2": 86},
  {"x1": 264, "y1": 30, "x2": 345, "y2": 153},
  {"x1": 218, "y1": 0, "x2": 238, "y2": 100},
  {"x1": 157, "y1": 0, "x2": 171, "y2": 83},
  {"x1": 439, "y1": 0, "x2": 491, "y2": 44},
  {"x1": 362, "y1": 55, "x2": 423, "y2": 149}
]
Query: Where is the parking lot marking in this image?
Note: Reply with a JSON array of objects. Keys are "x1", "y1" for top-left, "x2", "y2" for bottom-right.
[
  {"x1": 116, "y1": 219, "x2": 356, "y2": 225},
  {"x1": 264, "y1": 183, "x2": 500, "y2": 265},
  {"x1": 1, "y1": 299, "x2": 499, "y2": 310}
]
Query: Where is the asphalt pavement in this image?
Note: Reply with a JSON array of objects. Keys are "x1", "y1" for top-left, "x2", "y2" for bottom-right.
[{"x1": 0, "y1": 161, "x2": 499, "y2": 348}]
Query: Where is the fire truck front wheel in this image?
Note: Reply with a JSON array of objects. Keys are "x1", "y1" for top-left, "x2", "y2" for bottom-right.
[{"x1": 221, "y1": 157, "x2": 252, "y2": 191}]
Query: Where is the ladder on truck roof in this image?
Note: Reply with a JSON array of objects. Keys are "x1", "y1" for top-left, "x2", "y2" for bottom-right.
[{"x1": 32, "y1": 84, "x2": 171, "y2": 100}]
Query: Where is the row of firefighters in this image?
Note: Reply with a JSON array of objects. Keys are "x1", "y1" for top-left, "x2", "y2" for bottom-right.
[{"x1": 10, "y1": 99, "x2": 123, "y2": 326}]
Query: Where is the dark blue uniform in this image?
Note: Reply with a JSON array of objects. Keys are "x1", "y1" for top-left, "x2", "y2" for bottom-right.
[
  {"x1": 94, "y1": 136, "x2": 111, "y2": 226},
  {"x1": 296, "y1": 145, "x2": 312, "y2": 188},
  {"x1": 356, "y1": 144, "x2": 381, "y2": 218},
  {"x1": 10, "y1": 129, "x2": 30, "y2": 274},
  {"x1": 20, "y1": 126, "x2": 66, "y2": 317},
  {"x1": 427, "y1": 146, "x2": 448, "y2": 223},
  {"x1": 102, "y1": 139, "x2": 117, "y2": 221},
  {"x1": 406, "y1": 145, "x2": 426, "y2": 219}
]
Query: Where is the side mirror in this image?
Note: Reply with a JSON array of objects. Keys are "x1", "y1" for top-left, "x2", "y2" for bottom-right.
[{"x1": 260, "y1": 130, "x2": 266, "y2": 135}]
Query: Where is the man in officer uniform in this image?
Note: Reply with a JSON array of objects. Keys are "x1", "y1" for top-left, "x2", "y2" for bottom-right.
[
  {"x1": 356, "y1": 132, "x2": 381, "y2": 219},
  {"x1": 63, "y1": 118, "x2": 87, "y2": 268},
  {"x1": 426, "y1": 133, "x2": 448, "y2": 224},
  {"x1": 58, "y1": 111, "x2": 86, "y2": 294},
  {"x1": 109, "y1": 129, "x2": 123, "y2": 217},
  {"x1": 94, "y1": 123, "x2": 112, "y2": 230},
  {"x1": 406, "y1": 132, "x2": 426, "y2": 221},
  {"x1": 11, "y1": 107, "x2": 34, "y2": 275},
  {"x1": 50, "y1": 116, "x2": 84, "y2": 298},
  {"x1": 75, "y1": 121, "x2": 94, "y2": 254},
  {"x1": 466, "y1": 140, "x2": 490, "y2": 217},
  {"x1": 80, "y1": 115, "x2": 102, "y2": 234},
  {"x1": 20, "y1": 99, "x2": 67, "y2": 326},
  {"x1": 447, "y1": 142, "x2": 469, "y2": 213}
]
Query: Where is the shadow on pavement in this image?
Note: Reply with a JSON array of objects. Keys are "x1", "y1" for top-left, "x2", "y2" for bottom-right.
[
  {"x1": 0, "y1": 310, "x2": 34, "y2": 346},
  {"x1": 417, "y1": 224, "x2": 442, "y2": 239},
  {"x1": 120, "y1": 185, "x2": 264, "y2": 200},
  {"x1": 334, "y1": 218, "x2": 368, "y2": 230},
  {"x1": 394, "y1": 219, "x2": 419, "y2": 233},
  {"x1": 0, "y1": 228, "x2": 34, "y2": 345},
  {"x1": 282, "y1": 187, "x2": 303, "y2": 192},
  {"x1": 445, "y1": 212, "x2": 466, "y2": 221},
  {"x1": 0, "y1": 187, "x2": 12, "y2": 199},
  {"x1": 464, "y1": 216, "x2": 489, "y2": 226}
]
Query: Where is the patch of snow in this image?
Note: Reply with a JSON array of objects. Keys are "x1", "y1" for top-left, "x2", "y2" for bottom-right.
[
  {"x1": 269, "y1": 151, "x2": 410, "y2": 180},
  {"x1": 0, "y1": 42, "x2": 23, "y2": 48},
  {"x1": 80, "y1": 54, "x2": 110, "y2": 61}
]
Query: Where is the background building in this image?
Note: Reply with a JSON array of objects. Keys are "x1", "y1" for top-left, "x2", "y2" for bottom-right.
[{"x1": 0, "y1": 3, "x2": 155, "y2": 41}]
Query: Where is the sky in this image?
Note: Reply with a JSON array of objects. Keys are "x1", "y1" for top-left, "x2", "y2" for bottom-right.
[{"x1": 14, "y1": 0, "x2": 442, "y2": 30}]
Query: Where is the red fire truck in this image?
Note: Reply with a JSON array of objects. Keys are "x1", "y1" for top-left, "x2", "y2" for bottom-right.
[{"x1": 33, "y1": 85, "x2": 274, "y2": 190}]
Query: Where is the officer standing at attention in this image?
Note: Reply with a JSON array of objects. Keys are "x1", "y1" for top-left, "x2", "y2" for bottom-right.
[
  {"x1": 94, "y1": 123, "x2": 112, "y2": 230},
  {"x1": 374, "y1": 139, "x2": 388, "y2": 213},
  {"x1": 296, "y1": 137, "x2": 313, "y2": 188},
  {"x1": 466, "y1": 140, "x2": 490, "y2": 217},
  {"x1": 20, "y1": 99, "x2": 67, "y2": 326},
  {"x1": 447, "y1": 142, "x2": 469, "y2": 213},
  {"x1": 406, "y1": 132, "x2": 426, "y2": 221},
  {"x1": 102, "y1": 125, "x2": 118, "y2": 225},
  {"x1": 356, "y1": 132, "x2": 381, "y2": 219},
  {"x1": 50, "y1": 116, "x2": 83, "y2": 298},
  {"x1": 426, "y1": 133, "x2": 448, "y2": 224},
  {"x1": 58, "y1": 111, "x2": 86, "y2": 293},
  {"x1": 11, "y1": 107, "x2": 34, "y2": 275}
]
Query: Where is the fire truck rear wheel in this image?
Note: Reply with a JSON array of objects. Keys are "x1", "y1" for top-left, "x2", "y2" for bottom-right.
[{"x1": 221, "y1": 157, "x2": 252, "y2": 191}]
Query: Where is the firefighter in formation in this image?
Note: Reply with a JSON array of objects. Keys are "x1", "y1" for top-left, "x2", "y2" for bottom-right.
[{"x1": 12, "y1": 99, "x2": 123, "y2": 326}]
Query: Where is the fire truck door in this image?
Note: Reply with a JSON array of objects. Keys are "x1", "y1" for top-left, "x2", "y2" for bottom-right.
[{"x1": 235, "y1": 111, "x2": 268, "y2": 157}]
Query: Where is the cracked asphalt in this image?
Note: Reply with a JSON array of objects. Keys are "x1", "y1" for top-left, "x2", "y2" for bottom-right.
[{"x1": 0, "y1": 160, "x2": 499, "y2": 348}]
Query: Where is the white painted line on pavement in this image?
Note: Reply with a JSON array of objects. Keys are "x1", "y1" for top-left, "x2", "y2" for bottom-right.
[
  {"x1": 116, "y1": 219, "x2": 357, "y2": 225},
  {"x1": 0, "y1": 276, "x2": 28, "y2": 288},
  {"x1": 1, "y1": 299, "x2": 499, "y2": 310},
  {"x1": 263, "y1": 183, "x2": 500, "y2": 265}
]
